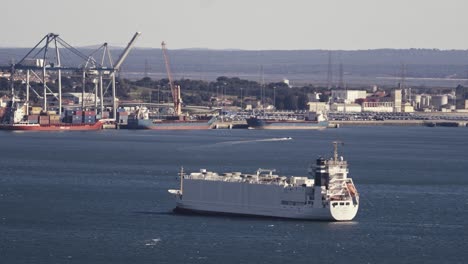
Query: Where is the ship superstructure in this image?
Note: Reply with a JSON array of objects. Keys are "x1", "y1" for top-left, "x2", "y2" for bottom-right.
[{"x1": 168, "y1": 142, "x2": 359, "y2": 221}]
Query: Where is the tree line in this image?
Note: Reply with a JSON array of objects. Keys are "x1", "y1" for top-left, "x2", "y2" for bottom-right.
[
  {"x1": 123, "y1": 76, "x2": 331, "y2": 110},
  {"x1": 0, "y1": 76, "x2": 332, "y2": 110}
]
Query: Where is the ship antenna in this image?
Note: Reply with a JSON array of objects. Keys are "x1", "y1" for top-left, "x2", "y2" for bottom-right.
[
  {"x1": 332, "y1": 141, "x2": 344, "y2": 162},
  {"x1": 179, "y1": 166, "x2": 184, "y2": 195}
]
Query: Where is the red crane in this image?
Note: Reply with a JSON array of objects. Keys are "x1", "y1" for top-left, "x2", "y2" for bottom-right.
[{"x1": 161, "y1": 41, "x2": 182, "y2": 116}]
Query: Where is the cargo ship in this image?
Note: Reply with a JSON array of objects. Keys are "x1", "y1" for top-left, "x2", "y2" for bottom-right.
[
  {"x1": 246, "y1": 111, "x2": 329, "y2": 130},
  {"x1": 123, "y1": 106, "x2": 215, "y2": 130},
  {"x1": 125, "y1": 116, "x2": 214, "y2": 130},
  {"x1": 168, "y1": 142, "x2": 359, "y2": 221},
  {"x1": 0, "y1": 101, "x2": 103, "y2": 131},
  {"x1": 0, "y1": 121, "x2": 103, "y2": 131}
]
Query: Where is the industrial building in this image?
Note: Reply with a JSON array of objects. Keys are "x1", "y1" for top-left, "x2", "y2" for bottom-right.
[
  {"x1": 307, "y1": 102, "x2": 329, "y2": 112},
  {"x1": 392, "y1": 89, "x2": 402, "y2": 112},
  {"x1": 456, "y1": 86, "x2": 468, "y2": 110},
  {"x1": 362, "y1": 102, "x2": 394, "y2": 112},
  {"x1": 331, "y1": 90, "x2": 367, "y2": 104},
  {"x1": 431, "y1": 95, "x2": 449, "y2": 109},
  {"x1": 330, "y1": 103, "x2": 362, "y2": 112}
]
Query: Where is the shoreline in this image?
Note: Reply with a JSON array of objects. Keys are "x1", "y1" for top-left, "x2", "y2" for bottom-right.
[{"x1": 330, "y1": 120, "x2": 468, "y2": 127}]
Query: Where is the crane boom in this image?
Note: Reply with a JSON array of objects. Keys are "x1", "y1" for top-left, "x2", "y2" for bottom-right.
[
  {"x1": 114, "y1": 32, "x2": 141, "y2": 70},
  {"x1": 161, "y1": 41, "x2": 182, "y2": 116}
]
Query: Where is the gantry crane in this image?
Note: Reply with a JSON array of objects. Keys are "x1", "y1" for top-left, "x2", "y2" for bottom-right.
[
  {"x1": 161, "y1": 41, "x2": 182, "y2": 116},
  {"x1": 0, "y1": 32, "x2": 141, "y2": 122}
]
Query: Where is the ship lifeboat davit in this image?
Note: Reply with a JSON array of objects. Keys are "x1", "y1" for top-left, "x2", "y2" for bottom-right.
[{"x1": 347, "y1": 183, "x2": 358, "y2": 196}]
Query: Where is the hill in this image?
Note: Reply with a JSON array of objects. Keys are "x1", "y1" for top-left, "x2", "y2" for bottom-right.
[{"x1": 1, "y1": 48, "x2": 468, "y2": 87}]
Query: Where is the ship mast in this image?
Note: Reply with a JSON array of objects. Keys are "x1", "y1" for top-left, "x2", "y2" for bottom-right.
[
  {"x1": 179, "y1": 166, "x2": 184, "y2": 195},
  {"x1": 332, "y1": 141, "x2": 344, "y2": 162}
]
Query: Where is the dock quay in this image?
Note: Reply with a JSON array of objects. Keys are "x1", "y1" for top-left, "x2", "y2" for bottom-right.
[
  {"x1": 331, "y1": 120, "x2": 468, "y2": 127},
  {"x1": 211, "y1": 120, "x2": 248, "y2": 129}
]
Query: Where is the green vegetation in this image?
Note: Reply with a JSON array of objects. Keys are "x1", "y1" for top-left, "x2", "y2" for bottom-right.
[
  {"x1": 120, "y1": 76, "x2": 330, "y2": 110},
  {"x1": 2, "y1": 75, "x2": 460, "y2": 111}
]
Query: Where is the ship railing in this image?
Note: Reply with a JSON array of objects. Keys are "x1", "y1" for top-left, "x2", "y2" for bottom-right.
[
  {"x1": 329, "y1": 183, "x2": 346, "y2": 190},
  {"x1": 328, "y1": 182, "x2": 349, "y2": 194},
  {"x1": 256, "y1": 169, "x2": 276, "y2": 176},
  {"x1": 330, "y1": 173, "x2": 346, "y2": 179},
  {"x1": 328, "y1": 193, "x2": 350, "y2": 201},
  {"x1": 325, "y1": 160, "x2": 348, "y2": 166}
]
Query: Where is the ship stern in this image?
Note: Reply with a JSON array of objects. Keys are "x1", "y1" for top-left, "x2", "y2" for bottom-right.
[{"x1": 329, "y1": 200, "x2": 359, "y2": 221}]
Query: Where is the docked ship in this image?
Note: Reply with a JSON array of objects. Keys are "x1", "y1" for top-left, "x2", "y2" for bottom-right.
[
  {"x1": 125, "y1": 119, "x2": 212, "y2": 130},
  {"x1": 124, "y1": 106, "x2": 214, "y2": 130},
  {"x1": 168, "y1": 142, "x2": 359, "y2": 221},
  {"x1": 246, "y1": 111, "x2": 329, "y2": 130},
  {"x1": 124, "y1": 41, "x2": 214, "y2": 131},
  {"x1": 0, "y1": 101, "x2": 103, "y2": 131},
  {"x1": 125, "y1": 118, "x2": 213, "y2": 130},
  {"x1": 0, "y1": 121, "x2": 103, "y2": 131}
]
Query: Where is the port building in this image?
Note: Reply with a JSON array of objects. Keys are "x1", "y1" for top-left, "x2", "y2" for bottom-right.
[
  {"x1": 456, "y1": 86, "x2": 468, "y2": 110},
  {"x1": 330, "y1": 103, "x2": 362, "y2": 112},
  {"x1": 307, "y1": 102, "x2": 329, "y2": 112},
  {"x1": 331, "y1": 90, "x2": 367, "y2": 104}
]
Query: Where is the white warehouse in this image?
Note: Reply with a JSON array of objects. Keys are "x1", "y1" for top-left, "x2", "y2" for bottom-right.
[{"x1": 331, "y1": 90, "x2": 367, "y2": 103}]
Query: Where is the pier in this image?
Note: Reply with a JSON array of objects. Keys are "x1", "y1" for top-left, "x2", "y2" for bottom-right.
[
  {"x1": 331, "y1": 120, "x2": 468, "y2": 127},
  {"x1": 210, "y1": 120, "x2": 248, "y2": 129}
]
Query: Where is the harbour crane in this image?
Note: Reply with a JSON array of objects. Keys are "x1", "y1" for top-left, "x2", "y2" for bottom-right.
[
  {"x1": 110, "y1": 32, "x2": 141, "y2": 120},
  {"x1": 161, "y1": 41, "x2": 182, "y2": 116},
  {"x1": 0, "y1": 32, "x2": 141, "y2": 122},
  {"x1": 84, "y1": 32, "x2": 141, "y2": 119},
  {"x1": 114, "y1": 32, "x2": 141, "y2": 71}
]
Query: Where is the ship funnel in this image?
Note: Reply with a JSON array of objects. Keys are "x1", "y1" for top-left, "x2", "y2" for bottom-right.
[{"x1": 314, "y1": 157, "x2": 329, "y2": 188}]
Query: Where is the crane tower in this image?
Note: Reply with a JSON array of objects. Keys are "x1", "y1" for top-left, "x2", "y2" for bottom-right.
[{"x1": 161, "y1": 41, "x2": 182, "y2": 116}]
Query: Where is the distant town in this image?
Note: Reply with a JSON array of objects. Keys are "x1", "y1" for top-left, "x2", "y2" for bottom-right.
[{"x1": 1, "y1": 33, "x2": 467, "y2": 130}]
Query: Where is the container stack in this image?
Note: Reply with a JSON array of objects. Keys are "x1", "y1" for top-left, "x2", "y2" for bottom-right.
[
  {"x1": 72, "y1": 115, "x2": 82, "y2": 124},
  {"x1": 49, "y1": 115, "x2": 60, "y2": 125},
  {"x1": 117, "y1": 109, "x2": 128, "y2": 124},
  {"x1": 64, "y1": 110, "x2": 75, "y2": 116},
  {"x1": 39, "y1": 115, "x2": 49, "y2": 125},
  {"x1": 60, "y1": 109, "x2": 99, "y2": 124},
  {"x1": 63, "y1": 110, "x2": 76, "y2": 123},
  {"x1": 30, "y1": 106, "x2": 42, "y2": 115},
  {"x1": 27, "y1": 114, "x2": 39, "y2": 124},
  {"x1": 83, "y1": 111, "x2": 96, "y2": 124}
]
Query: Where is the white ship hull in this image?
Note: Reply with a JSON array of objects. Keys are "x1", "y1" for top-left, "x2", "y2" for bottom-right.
[
  {"x1": 169, "y1": 143, "x2": 359, "y2": 221},
  {"x1": 175, "y1": 201, "x2": 358, "y2": 221},
  {"x1": 172, "y1": 179, "x2": 358, "y2": 221}
]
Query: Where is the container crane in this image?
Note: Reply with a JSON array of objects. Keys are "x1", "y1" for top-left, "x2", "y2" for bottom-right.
[
  {"x1": 161, "y1": 41, "x2": 182, "y2": 116},
  {"x1": 111, "y1": 32, "x2": 141, "y2": 120},
  {"x1": 114, "y1": 32, "x2": 141, "y2": 71}
]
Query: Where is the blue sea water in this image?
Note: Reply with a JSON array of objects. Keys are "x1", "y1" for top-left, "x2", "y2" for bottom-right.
[{"x1": 0, "y1": 126, "x2": 467, "y2": 264}]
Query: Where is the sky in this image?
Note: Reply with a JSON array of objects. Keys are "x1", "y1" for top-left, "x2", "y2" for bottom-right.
[{"x1": 2, "y1": 0, "x2": 468, "y2": 50}]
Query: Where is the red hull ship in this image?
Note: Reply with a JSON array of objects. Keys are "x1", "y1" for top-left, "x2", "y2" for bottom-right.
[{"x1": 0, "y1": 121, "x2": 103, "y2": 131}]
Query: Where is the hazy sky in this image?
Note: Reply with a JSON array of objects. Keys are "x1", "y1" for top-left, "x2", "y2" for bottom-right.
[{"x1": 2, "y1": 0, "x2": 468, "y2": 50}]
